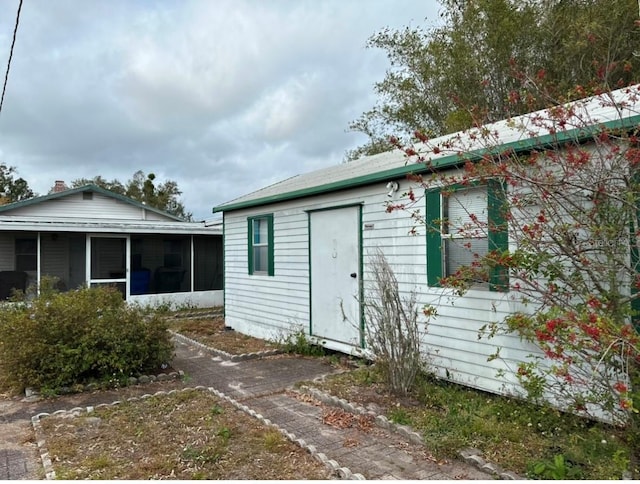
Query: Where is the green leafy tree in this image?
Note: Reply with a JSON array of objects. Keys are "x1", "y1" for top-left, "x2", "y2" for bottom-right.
[
  {"x1": 72, "y1": 171, "x2": 192, "y2": 220},
  {"x1": 346, "y1": 0, "x2": 640, "y2": 160},
  {"x1": 0, "y1": 163, "x2": 34, "y2": 205},
  {"x1": 71, "y1": 175, "x2": 126, "y2": 195}
]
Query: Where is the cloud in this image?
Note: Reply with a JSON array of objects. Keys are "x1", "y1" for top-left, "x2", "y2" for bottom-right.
[{"x1": 0, "y1": 0, "x2": 439, "y2": 219}]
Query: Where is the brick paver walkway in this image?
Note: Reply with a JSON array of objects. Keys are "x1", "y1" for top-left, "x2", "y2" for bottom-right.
[
  {"x1": 1, "y1": 335, "x2": 496, "y2": 480},
  {"x1": 172, "y1": 337, "x2": 493, "y2": 480}
]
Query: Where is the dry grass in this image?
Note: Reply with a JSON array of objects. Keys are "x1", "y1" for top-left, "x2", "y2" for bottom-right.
[
  {"x1": 42, "y1": 389, "x2": 330, "y2": 480},
  {"x1": 36, "y1": 311, "x2": 335, "y2": 479},
  {"x1": 170, "y1": 316, "x2": 278, "y2": 355},
  {"x1": 310, "y1": 367, "x2": 632, "y2": 480}
]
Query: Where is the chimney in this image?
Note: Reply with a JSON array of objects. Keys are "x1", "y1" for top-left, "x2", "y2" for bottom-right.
[{"x1": 52, "y1": 180, "x2": 68, "y2": 193}]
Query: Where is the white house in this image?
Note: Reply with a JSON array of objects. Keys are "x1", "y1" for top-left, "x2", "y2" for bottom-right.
[
  {"x1": 0, "y1": 184, "x2": 223, "y2": 308},
  {"x1": 213, "y1": 86, "x2": 640, "y2": 398}
]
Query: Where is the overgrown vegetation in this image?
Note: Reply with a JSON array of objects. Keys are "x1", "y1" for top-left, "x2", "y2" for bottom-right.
[
  {"x1": 277, "y1": 327, "x2": 327, "y2": 357},
  {"x1": 0, "y1": 281, "x2": 173, "y2": 393},
  {"x1": 362, "y1": 249, "x2": 432, "y2": 395},
  {"x1": 42, "y1": 389, "x2": 330, "y2": 479},
  {"x1": 314, "y1": 365, "x2": 632, "y2": 479}
]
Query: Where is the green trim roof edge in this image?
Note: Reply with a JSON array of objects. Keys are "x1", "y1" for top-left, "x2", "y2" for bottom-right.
[
  {"x1": 0, "y1": 184, "x2": 186, "y2": 221},
  {"x1": 213, "y1": 113, "x2": 640, "y2": 214}
]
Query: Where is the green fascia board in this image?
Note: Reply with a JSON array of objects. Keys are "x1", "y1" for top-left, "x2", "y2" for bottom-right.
[
  {"x1": 0, "y1": 184, "x2": 185, "y2": 221},
  {"x1": 213, "y1": 114, "x2": 640, "y2": 214}
]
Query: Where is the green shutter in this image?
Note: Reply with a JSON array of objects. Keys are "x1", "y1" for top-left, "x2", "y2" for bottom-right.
[
  {"x1": 247, "y1": 218, "x2": 255, "y2": 275},
  {"x1": 488, "y1": 180, "x2": 509, "y2": 292},
  {"x1": 426, "y1": 188, "x2": 442, "y2": 287},
  {"x1": 267, "y1": 214, "x2": 275, "y2": 276}
]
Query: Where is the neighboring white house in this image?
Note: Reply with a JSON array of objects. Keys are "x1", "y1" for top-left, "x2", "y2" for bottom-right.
[
  {"x1": 0, "y1": 184, "x2": 223, "y2": 308},
  {"x1": 213, "y1": 86, "x2": 640, "y2": 398}
]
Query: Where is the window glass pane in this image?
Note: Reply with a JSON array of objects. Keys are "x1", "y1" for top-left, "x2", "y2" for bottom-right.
[
  {"x1": 253, "y1": 218, "x2": 268, "y2": 245},
  {"x1": 41, "y1": 233, "x2": 73, "y2": 291},
  {"x1": 90, "y1": 282, "x2": 125, "y2": 299},
  {"x1": 445, "y1": 186, "x2": 488, "y2": 235},
  {"x1": 253, "y1": 245, "x2": 268, "y2": 273},
  {"x1": 15, "y1": 238, "x2": 36, "y2": 253},
  {"x1": 131, "y1": 236, "x2": 190, "y2": 295},
  {"x1": 445, "y1": 237, "x2": 488, "y2": 279},
  {"x1": 157, "y1": 237, "x2": 189, "y2": 293},
  {"x1": 91, "y1": 238, "x2": 125, "y2": 279},
  {"x1": 15, "y1": 238, "x2": 37, "y2": 272},
  {"x1": 16, "y1": 255, "x2": 36, "y2": 272},
  {"x1": 194, "y1": 236, "x2": 223, "y2": 291}
]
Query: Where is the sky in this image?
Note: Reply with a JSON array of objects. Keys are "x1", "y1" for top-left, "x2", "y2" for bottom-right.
[{"x1": 0, "y1": 0, "x2": 441, "y2": 221}]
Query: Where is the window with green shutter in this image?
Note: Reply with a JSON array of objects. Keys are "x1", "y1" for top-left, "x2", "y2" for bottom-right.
[
  {"x1": 426, "y1": 181, "x2": 508, "y2": 291},
  {"x1": 248, "y1": 214, "x2": 274, "y2": 276}
]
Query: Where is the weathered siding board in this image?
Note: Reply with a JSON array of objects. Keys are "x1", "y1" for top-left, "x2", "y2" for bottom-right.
[
  {"x1": 226, "y1": 281, "x2": 308, "y2": 298},
  {"x1": 6, "y1": 193, "x2": 172, "y2": 221},
  {"x1": 225, "y1": 291, "x2": 308, "y2": 315},
  {"x1": 427, "y1": 356, "x2": 520, "y2": 394}
]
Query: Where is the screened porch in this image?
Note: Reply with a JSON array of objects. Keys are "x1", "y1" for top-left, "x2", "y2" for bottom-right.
[{"x1": 0, "y1": 231, "x2": 223, "y2": 301}]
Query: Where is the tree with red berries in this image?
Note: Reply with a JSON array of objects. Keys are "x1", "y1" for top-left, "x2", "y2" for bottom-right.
[{"x1": 389, "y1": 80, "x2": 640, "y2": 475}]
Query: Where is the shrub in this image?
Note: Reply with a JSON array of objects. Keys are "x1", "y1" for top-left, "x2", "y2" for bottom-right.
[
  {"x1": 363, "y1": 249, "x2": 432, "y2": 395},
  {"x1": 0, "y1": 284, "x2": 173, "y2": 392}
]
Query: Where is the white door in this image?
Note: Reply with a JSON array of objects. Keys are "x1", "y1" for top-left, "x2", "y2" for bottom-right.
[{"x1": 310, "y1": 206, "x2": 361, "y2": 347}]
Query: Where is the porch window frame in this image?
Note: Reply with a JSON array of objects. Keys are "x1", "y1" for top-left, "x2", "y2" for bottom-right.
[
  {"x1": 248, "y1": 214, "x2": 274, "y2": 276},
  {"x1": 86, "y1": 234, "x2": 130, "y2": 297}
]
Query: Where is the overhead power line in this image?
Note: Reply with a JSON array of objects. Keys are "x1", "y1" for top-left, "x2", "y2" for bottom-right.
[{"x1": 0, "y1": 0, "x2": 24, "y2": 118}]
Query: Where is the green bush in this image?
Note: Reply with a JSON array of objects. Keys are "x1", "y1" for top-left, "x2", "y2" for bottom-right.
[{"x1": 0, "y1": 284, "x2": 173, "y2": 392}]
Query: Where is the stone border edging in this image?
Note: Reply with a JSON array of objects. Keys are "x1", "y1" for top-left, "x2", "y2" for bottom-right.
[
  {"x1": 24, "y1": 370, "x2": 184, "y2": 401},
  {"x1": 31, "y1": 386, "x2": 364, "y2": 480},
  {"x1": 297, "y1": 385, "x2": 522, "y2": 481},
  {"x1": 168, "y1": 310, "x2": 224, "y2": 321},
  {"x1": 169, "y1": 330, "x2": 283, "y2": 361}
]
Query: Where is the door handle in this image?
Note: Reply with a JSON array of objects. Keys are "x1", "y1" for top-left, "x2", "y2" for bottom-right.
[{"x1": 350, "y1": 272, "x2": 357, "y2": 278}]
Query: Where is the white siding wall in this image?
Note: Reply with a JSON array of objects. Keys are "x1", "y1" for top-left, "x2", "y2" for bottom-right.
[
  {"x1": 225, "y1": 205, "x2": 311, "y2": 340},
  {"x1": 7, "y1": 193, "x2": 172, "y2": 221},
  {"x1": 224, "y1": 179, "x2": 541, "y2": 398}
]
